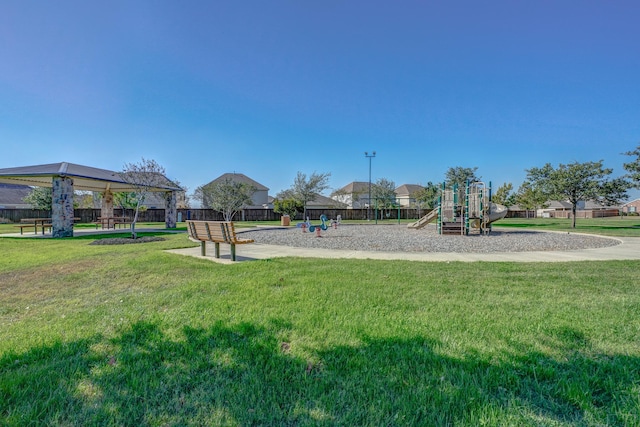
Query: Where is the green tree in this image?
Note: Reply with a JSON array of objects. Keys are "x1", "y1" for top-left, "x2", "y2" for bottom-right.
[
  {"x1": 597, "y1": 177, "x2": 631, "y2": 207},
  {"x1": 445, "y1": 166, "x2": 480, "y2": 188},
  {"x1": 273, "y1": 198, "x2": 303, "y2": 219},
  {"x1": 285, "y1": 171, "x2": 331, "y2": 217},
  {"x1": 371, "y1": 178, "x2": 397, "y2": 207},
  {"x1": 412, "y1": 182, "x2": 440, "y2": 212},
  {"x1": 23, "y1": 186, "x2": 52, "y2": 210},
  {"x1": 194, "y1": 178, "x2": 255, "y2": 221},
  {"x1": 74, "y1": 191, "x2": 95, "y2": 209},
  {"x1": 371, "y1": 178, "x2": 397, "y2": 218},
  {"x1": 623, "y1": 144, "x2": 640, "y2": 188},
  {"x1": 513, "y1": 181, "x2": 548, "y2": 218},
  {"x1": 445, "y1": 166, "x2": 480, "y2": 202},
  {"x1": 492, "y1": 182, "x2": 513, "y2": 206},
  {"x1": 114, "y1": 192, "x2": 139, "y2": 210},
  {"x1": 526, "y1": 161, "x2": 628, "y2": 228}
]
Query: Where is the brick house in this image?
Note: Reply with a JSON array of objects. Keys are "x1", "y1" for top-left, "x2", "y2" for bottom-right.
[{"x1": 622, "y1": 198, "x2": 640, "y2": 214}]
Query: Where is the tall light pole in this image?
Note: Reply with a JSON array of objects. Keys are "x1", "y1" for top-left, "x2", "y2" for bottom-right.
[{"x1": 365, "y1": 151, "x2": 376, "y2": 220}]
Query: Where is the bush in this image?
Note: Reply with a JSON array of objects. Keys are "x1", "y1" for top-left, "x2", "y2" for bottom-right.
[{"x1": 273, "y1": 198, "x2": 303, "y2": 219}]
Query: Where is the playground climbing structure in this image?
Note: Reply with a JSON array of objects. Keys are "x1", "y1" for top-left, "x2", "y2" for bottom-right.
[{"x1": 407, "y1": 181, "x2": 508, "y2": 235}]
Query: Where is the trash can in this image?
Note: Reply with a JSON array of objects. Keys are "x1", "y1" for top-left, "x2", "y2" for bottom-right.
[{"x1": 281, "y1": 215, "x2": 290, "y2": 226}]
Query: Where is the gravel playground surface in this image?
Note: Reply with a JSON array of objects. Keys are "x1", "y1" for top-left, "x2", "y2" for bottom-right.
[{"x1": 241, "y1": 224, "x2": 620, "y2": 253}]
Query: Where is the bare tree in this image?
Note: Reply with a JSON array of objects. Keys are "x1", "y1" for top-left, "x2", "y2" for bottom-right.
[
  {"x1": 194, "y1": 178, "x2": 254, "y2": 221},
  {"x1": 119, "y1": 158, "x2": 168, "y2": 238}
]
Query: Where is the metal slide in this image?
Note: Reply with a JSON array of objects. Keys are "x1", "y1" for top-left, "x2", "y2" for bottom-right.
[
  {"x1": 470, "y1": 203, "x2": 508, "y2": 229},
  {"x1": 485, "y1": 203, "x2": 508, "y2": 224},
  {"x1": 406, "y1": 209, "x2": 438, "y2": 229}
]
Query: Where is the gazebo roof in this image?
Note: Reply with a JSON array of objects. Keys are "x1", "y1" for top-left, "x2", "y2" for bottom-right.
[{"x1": 0, "y1": 162, "x2": 181, "y2": 192}]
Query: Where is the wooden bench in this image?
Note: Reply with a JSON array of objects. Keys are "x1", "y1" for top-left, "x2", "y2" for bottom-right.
[{"x1": 186, "y1": 220, "x2": 254, "y2": 261}]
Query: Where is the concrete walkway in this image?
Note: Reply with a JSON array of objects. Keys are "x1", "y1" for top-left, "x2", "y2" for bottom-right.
[
  {"x1": 167, "y1": 235, "x2": 640, "y2": 264},
  {"x1": 4, "y1": 226, "x2": 639, "y2": 264}
]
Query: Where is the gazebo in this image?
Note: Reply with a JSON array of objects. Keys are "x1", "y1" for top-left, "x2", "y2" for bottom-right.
[{"x1": 0, "y1": 162, "x2": 182, "y2": 237}]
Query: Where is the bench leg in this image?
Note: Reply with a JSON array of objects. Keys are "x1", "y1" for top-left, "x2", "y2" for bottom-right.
[
  {"x1": 230, "y1": 244, "x2": 236, "y2": 261},
  {"x1": 200, "y1": 241, "x2": 206, "y2": 256},
  {"x1": 214, "y1": 242, "x2": 220, "y2": 258}
]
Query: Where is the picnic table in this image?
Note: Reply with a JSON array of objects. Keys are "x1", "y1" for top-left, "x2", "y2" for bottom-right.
[
  {"x1": 15, "y1": 217, "x2": 82, "y2": 235},
  {"x1": 95, "y1": 217, "x2": 131, "y2": 229},
  {"x1": 16, "y1": 218, "x2": 52, "y2": 235}
]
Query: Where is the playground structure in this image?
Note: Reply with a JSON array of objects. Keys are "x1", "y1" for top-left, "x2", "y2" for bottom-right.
[
  {"x1": 298, "y1": 214, "x2": 341, "y2": 237},
  {"x1": 407, "y1": 181, "x2": 508, "y2": 235}
]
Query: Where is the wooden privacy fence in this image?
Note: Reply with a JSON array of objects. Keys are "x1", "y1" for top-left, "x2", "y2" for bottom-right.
[
  {"x1": 1, "y1": 207, "x2": 626, "y2": 224},
  {"x1": 547, "y1": 209, "x2": 620, "y2": 219},
  {"x1": 2, "y1": 208, "x2": 428, "y2": 223}
]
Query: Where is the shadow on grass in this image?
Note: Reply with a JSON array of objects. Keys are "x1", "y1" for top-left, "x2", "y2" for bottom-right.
[
  {"x1": 71, "y1": 231, "x2": 183, "y2": 241},
  {"x1": 1, "y1": 321, "x2": 638, "y2": 425}
]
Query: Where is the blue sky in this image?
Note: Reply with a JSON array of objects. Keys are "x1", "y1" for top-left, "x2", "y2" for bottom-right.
[{"x1": 2, "y1": 1, "x2": 639, "y2": 200}]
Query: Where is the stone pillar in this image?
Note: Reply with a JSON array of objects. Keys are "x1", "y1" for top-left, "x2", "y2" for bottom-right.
[
  {"x1": 52, "y1": 176, "x2": 74, "y2": 238},
  {"x1": 101, "y1": 189, "x2": 114, "y2": 218},
  {"x1": 165, "y1": 191, "x2": 177, "y2": 228}
]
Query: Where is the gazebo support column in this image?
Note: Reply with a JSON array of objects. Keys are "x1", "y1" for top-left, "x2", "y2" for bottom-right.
[
  {"x1": 165, "y1": 191, "x2": 177, "y2": 228},
  {"x1": 52, "y1": 176, "x2": 74, "y2": 238},
  {"x1": 101, "y1": 189, "x2": 114, "y2": 219}
]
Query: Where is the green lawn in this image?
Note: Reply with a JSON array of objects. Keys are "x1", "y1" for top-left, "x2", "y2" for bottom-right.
[
  {"x1": 494, "y1": 216, "x2": 640, "y2": 237},
  {"x1": 1, "y1": 225, "x2": 639, "y2": 425}
]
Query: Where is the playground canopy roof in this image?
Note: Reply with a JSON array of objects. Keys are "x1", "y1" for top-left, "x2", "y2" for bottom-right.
[{"x1": 0, "y1": 162, "x2": 182, "y2": 193}]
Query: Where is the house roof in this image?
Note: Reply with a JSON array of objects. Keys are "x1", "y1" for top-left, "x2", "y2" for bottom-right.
[
  {"x1": 0, "y1": 162, "x2": 182, "y2": 192},
  {"x1": 0, "y1": 183, "x2": 32, "y2": 205},
  {"x1": 307, "y1": 193, "x2": 348, "y2": 208},
  {"x1": 207, "y1": 173, "x2": 269, "y2": 191},
  {"x1": 543, "y1": 200, "x2": 620, "y2": 210},
  {"x1": 622, "y1": 198, "x2": 640, "y2": 206},
  {"x1": 395, "y1": 184, "x2": 424, "y2": 196},
  {"x1": 544, "y1": 200, "x2": 573, "y2": 209},
  {"x1": 332, "y1": 181, "x2": 370, "y2": 195}
]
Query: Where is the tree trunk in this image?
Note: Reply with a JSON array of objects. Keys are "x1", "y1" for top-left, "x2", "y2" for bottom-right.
[
  {"x1": 131, "y1": 202, "x2": 141, "y2": 239},
  {"x1": 572, "y1": 205, "x2": 577, "y2": 228}
]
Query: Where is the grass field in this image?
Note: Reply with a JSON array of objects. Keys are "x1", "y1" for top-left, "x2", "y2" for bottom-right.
[
  {"x1": 1, "y1": 220, "x2": 639, "y2": 425},
  {"x1": 495, "y1": 216, "x2": 640, "y2": 237}
]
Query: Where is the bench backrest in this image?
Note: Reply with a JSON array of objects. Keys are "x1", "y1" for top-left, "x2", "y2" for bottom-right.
[{"x1": 187, "y1": 220, "x2": 236, "y2": 243}]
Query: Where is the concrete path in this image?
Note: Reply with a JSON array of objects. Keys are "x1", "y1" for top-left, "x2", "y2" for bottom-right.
[
  {"x1": 4, "y1": 226, "x2": 639, "y2": 264},
  {"x1": 166, "y1": 235, "x2": 640, "y2": 264}
]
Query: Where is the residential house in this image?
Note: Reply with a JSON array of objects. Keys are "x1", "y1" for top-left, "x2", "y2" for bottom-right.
[
  {"x1": 0, "y1": 183, "x2": 32, "y2": 208},
  {"x1": 306, "y1": 193, "x2": 348, "y2": 209},
  {"x1": 621, "y1": 198, "x2": 640, "y2": 215},
  {"x1": 395, "y1": 184, "x2": 424, "y2": 207},
  {"x1": 203, "y1": 173, "x2": 269, "y2": 208},
  {"x1": 331, "y1": 181, "x2": 371, "y2": 208},
  {"x1": 538, "y1": 200, "x2": 619, "y2": 218}
]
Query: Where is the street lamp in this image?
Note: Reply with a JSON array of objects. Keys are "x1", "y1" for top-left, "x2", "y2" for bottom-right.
[{"x1": 365, "y1": 151, "x2": 376, "y2": 220}]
